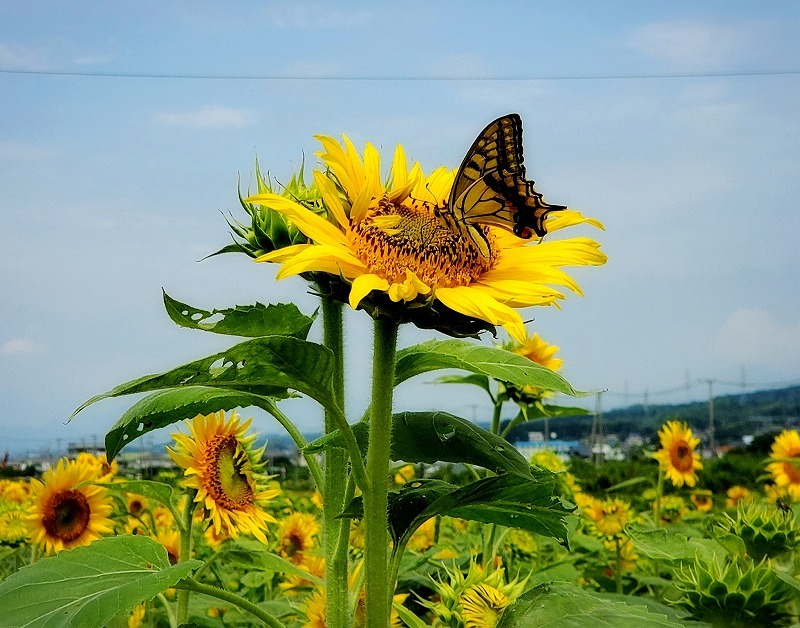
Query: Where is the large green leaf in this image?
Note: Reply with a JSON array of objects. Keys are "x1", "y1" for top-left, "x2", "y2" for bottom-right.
[
  {"x1": 497, "y1": 583, "x2": 699, "y2": 627},
  {"x1": 305, "y1": 411, "x2": 532, "y2": 478},
  {"x1": 71, "y1": 336, "x2": 335, "y2": 418},
  {"x1": 103, "y1": 386, "x2": 278, "y2": 460},
  {"x1": 395, "y1": 339, "x2": 585, "y2": 395},
  {"x1": 163, "y1": 291, "x2": 315, "y2": 339},
  {"x1": 0, "y1": 535, "x2": 202, "y2": 628},
  {"x1": 342, "y1": 472, "x2": 572, "y2": 547},
  {"x1": 626, "y1": 524, "x2": 732, "y2": 563},
  {"x1": 433, "y1": 373, "x2": 493, "y2": 396}
]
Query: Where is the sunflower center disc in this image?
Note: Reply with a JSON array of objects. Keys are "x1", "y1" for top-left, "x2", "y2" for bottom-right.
[{"x1": 43, "y1": 489, "x2": 91, "y2": 542}]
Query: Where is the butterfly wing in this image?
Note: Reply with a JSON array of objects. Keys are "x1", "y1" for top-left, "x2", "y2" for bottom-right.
[{"x1": 446, "y1": 114, "x2": 566, "y2": 255}]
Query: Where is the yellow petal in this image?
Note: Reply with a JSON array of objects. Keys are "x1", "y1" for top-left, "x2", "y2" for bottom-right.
[
  {"x1": 244, "y1": 193, "x2": 348, "y2": 248},
  {"x1": 546, "y1": 209, "x2": 605, "y2": 232},
  {"x1": 436, "y1": 286, "x2": 526, "y2": 343},
  {"x1": 390, "y1": 144, "x2": 408, "y2": 189},
  {"x1": 349, "y1": 273, "x2": 389, "y2": 309},
  {"x1": 276, "y1": 244, "x2": 367, "y2": 279},
  {"x1": 255, "y1": 244, "x2": 311, "y2": 264},
  {"x1": 313, "y1": 171, "x2": 349, "y2": 229}
]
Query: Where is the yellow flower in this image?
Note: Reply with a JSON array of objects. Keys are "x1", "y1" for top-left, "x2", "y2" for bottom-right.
[
  {"x1": 690, "y1": 491, "x2": 714, "y2": 512},
  {"x1": 394, "y1": 463, "x2": 415, "y2": 485},
  {"x1": 302, "y1": 587, "x2": 327, "y2": 628},
  {"x1": 276, "y1": 512, "x2": 319, "y2": 564},
  {"x1": 127, "y1": 603, "x2": 146, "y2": 628},
  {"x1": 26, "y1": 458, "x2": 114, "y2": 554},
  {"x1": 125, "y1": 494, "x2": 148, "y2": 517},
  {"x1": 0, "y1": 510, "x2": 29, "y2": 544},
  {"x1": 530, "y1": 449, "x2": 566, "y2": 473},
  {"x1": 75, "y1": 452, "x2": 118, "y2": 481},
  {"x1": 588, "y1": 498, "x2": 631, "y2": 537},
  {"x1": 726, "y1": 486, "x2": 752, "y2": 508},
  {"x1": 512, "y1": 333, "x2": 563, "y2": 371},
  {"x1": 153, "y1": 527, "x2": 180, "y2": 565},
  {"x1": 279, "y1": 554, "x2": 326, "y2": 593},
  {"x1": 767, "y1": 430, "x2": 800, "y2": 501},
  {"x1": 0, "y1": 480, "x2": 30, "y2": 504},
  {"x1": 461, "y1": 583, "x2": 510, "y2": 628},
  {"x1": 604, "y1": 536, "x2": 639, "y2": 572},
  {"x1": 654, "y1": 494, "x2": 688, "y2": 524},
  {"x1": 407, "y1": 516, "x2": 437, "y2": 552},
  {"x1": 167, "y1": 410, "x2": 279, "y2": 543},
  {"x1": 204, "y1": 524, "x2": 230, "y2": 550},
  {"x1": 653, "y1": 420, "x2": 703, "y2": 487},
  {"x1": 249, "y1": 135, "x2": 605, "y2": 343}
]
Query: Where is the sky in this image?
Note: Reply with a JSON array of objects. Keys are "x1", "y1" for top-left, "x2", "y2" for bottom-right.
[{"x1": 2, "y1": 1, "x2": 800, "y2": 456}]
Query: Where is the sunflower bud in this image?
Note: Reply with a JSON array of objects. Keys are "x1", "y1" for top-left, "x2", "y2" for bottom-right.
[
  {"x1": 716, "y1": 503, "x2": 799, "y2": 560},
  {"x1": 674, "y1": 555, "x2": 792, "y2": 626},
  {"x1": 221, "y1": 159, "x2": 324, "y2": 258}
]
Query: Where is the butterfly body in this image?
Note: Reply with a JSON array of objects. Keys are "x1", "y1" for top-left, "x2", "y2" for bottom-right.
[{"x1": 440, "y1": 113, "x2": 566, "y2": 258}]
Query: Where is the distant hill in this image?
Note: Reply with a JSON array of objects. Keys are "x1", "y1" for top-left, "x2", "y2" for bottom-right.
[{"x1": 503, "y1": 385, "x2": 800, "y2": 446}]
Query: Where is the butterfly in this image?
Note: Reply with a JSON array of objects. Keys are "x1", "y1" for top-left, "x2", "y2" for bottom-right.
[{"x1": 439, "y1": 113, "x2": 566, "y2": 259}]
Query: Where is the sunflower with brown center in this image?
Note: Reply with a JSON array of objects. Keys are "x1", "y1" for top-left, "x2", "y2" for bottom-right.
[
  {"x1": 653, "y1": 420, "x2": 703, "y2": 488},
  {"x1": 26, "y1": 458, "x2": 114, "y2": 554},
  {"x1": 276, "y1": 511, "x2": 319, "y2": 564},
  {"x1": 767, "y1": 429, "x2": 800, "y2": 501},
  {"x1": 248, "y1": 135, "x2": 605, "y2": 343},
  {"x1": 167, "y1": 410, "x2": 279, "y2": 543}
]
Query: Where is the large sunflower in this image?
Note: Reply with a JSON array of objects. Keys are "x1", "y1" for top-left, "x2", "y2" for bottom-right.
[
  {"x1": 653, "y1": 420, "x2": 703, "y2": 488},
  {"x1": 276, "y1": 511, "x2": 319, "y2": 565},
  {"x1": 766, "y1": 430, "x2": 800, "y2": 501},
  {"x1": 26, "y1": 458, "x2": 114, "y2": 554},
  {"x1": 167, "y1": 410, "x2": 279, "y2": 543},
  {"x1": 248, "y1": 135, "x2": 605, "y2": 343}
]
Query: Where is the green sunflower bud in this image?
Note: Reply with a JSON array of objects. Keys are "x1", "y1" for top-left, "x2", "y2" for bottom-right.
[
  {"x1": 674, "y1": 554, "x2": 792, "y2": 626},
  {"x1": 216, "y1": 158, "x2": 324, "y2": 259},
  {"x1": 716, "y1": 503, "x2": 799, "y2": 560}
]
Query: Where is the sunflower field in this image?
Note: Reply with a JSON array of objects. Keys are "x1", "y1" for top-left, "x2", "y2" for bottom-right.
[{"x1": 2, "y1": 120, "x2": 800, "y2": 627}]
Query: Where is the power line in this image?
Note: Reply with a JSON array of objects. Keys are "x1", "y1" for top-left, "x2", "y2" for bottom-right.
[{"x1": 2, "y1": 68, "x2": 800, "y2": 81}]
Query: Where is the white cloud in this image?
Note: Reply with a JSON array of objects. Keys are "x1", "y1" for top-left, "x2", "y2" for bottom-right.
[
  {"x1": 152, "y1": 106, "x2": 259, "y2": 129},
  {"x1": 268, "y1": 4, "x2": 371, "y2": 29},
  {"x1": 1, "y1": 338, "x2": 45, "y2": 355},
  {"x1": 628, "y1": 20, "x2": 749, "y2": 69},
  {"x1": 0, "y1": 42, "x2": 49, "y2": 71},
  {"x1": 713, "y1": 308, "x2": 800, "y2": 367}
]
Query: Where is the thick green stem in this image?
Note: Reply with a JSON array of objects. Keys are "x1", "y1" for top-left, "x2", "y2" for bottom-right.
[
  {"x1": 174, "y1": 579, "x2": 285, "y2": 628},
  {"x1": 364, "y1": 318, "x2": 399, "y2": 628},
  {"x1": 322, "y1": 297, "x2": 350, "y2": 628},
  {"x1": 490, "y1": 400, "x2": 503, "y2": 436},
  {"x1": 176, "y1": 490, "x2": 197, "y2": 625}
]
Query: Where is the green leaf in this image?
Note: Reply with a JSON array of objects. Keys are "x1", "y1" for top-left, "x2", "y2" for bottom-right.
[
  {"x1": 432, "y1": 373, "x2": 493, "y2": 396},
  {"x1": 163, "y1": 291, "x2": 315, "y2": 339},
  {"x1": 395, "y1": 339, "x2": 586, "y2": 396},
  {"x1": 96, "y1": 480, "x2": 175, "y2": 510},
  {"x1": 393, "y1": 600, "x2": 429, "y2": 628},
  {"x1": 627, "y1": 524, "x2": 731, "y2": 563},
  {"x1": 305, "y1": 411, "x2": 532, "y2": 478},
  {"x1": 71, "y1": 336, "x2": 335, "y2": 419},
  {"x1": 103, "y1": 386, "x2": 280, "y2": 460},
  {"x1": 0, "y1": 535, "x2": 202, "y2": 628},
  {"x1": 343, "y1": 472, "x2": 572, "y2": 547},
  {"x1": 497, "y1": 583, "x2": 697, "y2": 627},
  {"x1": 220, "y1": 538, "x2": 323, "y2": 585}
]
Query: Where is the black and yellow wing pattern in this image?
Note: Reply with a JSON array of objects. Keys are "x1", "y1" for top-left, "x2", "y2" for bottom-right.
[{"x1": 442, "y1": 113, "x2": 566, "y2": 258}]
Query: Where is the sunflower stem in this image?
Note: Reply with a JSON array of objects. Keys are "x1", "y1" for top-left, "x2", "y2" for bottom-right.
[
  {"x1": 177, "y1": 490, "x2": 197, "y2": 625},
  {"x1": 322, "y1": 296, "x2": 350, "y2": 628},
  {"x1": 615, "y1": 536, "x2": 623, "y2": 594},
  {"x1": 174, "y1": 579, "x2": 286, "y2": 628},
  {"x1": 654, "y1": 470, "x2": 664, "y2": 528},
  {"x1": 156, "y1": 592, "x2": 178, "y2": 628},
  {"x1": 364, "y1": 318, "x2": 398, "y2": 628}
]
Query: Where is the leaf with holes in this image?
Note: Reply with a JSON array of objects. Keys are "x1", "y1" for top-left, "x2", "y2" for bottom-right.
[
  {"x1": 163, "y1": 291, "x2": 315, "y2": 338},
  {"x1": 395, "y1": 339, "x2": 587, "y2": 395},
  {"x1": 70, "y1": 336, "x2": 336, "y2": 420},
  {"x1": 0, "y1": 535, "x2": 202, "y2": 628}
]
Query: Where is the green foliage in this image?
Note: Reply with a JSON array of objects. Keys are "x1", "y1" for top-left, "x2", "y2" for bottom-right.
[
  {"x1": 306, "y1": 411, "x2": 533, "y2": 478},
  {"x1": 163, "y1": 291, "x2": 315, "y2": 339},
  {"x1": 395, "y1": 339, "x2": 586, "y2": 396},
  {"x1": 342, "y1": 471, "x2": 573, "y2": 547},
  {"x1": 0, "y1": 536, "x2": 201, "y2": 628},
  {"x1": 220, "y1": 538, "x2": 323, "y2": 585},
  {"x1": 497, "y1": 583, "x2": 702, "y2": 627}
]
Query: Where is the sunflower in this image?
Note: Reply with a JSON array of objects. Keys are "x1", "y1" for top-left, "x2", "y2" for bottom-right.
[
  {"x1": 407, "y1": 516, "x2": 437, "y2": 552},
  {"x1": 393, "y1": 463, "x2": 415, "y2": 485},
  {"x1": 0, "y1": 510, "x2": 29, "y2": 544},
  {"x1": 653, "y1": 420, "x2": 703, "y2": 487},
  {"x1": 125, "y1": 494, "x2": 148, "y2": 517},
  {"x1": 767, "y1": 430, "x2": 800, "y2": 501},
  {"x1": 276, "y1": 511, "x2": 319, "y2": 564},
  {"x1": 460, "y1": 583, "x2": 510, "y2": 628},
  {"x1": 587, "y1": 498, "x2": 631, "y2": 537},
  {"x1": 26, "y1": 458, "x2": 114, "y2": 554},
  {"x1": 530, "y1": 449, "x2": 566, "y2": 473},
  {"x1": 690, "y1": 491, "x2": 714, "y2": 512},
  {"x1": 726, "y1": 486, "x2": 752, "y2": 508},
  {"x1": 167, "y1": 410, "x2": 280, "y2": 543},
  {"x1": 248, "y1": 135, "x2": 605, "y2": 343},
  {"x1": 153, "y1": 527, "x2": 181, "y2": 565},
  {"x1": 127, "y1": 603, "x2": 146, "y2": 628}
]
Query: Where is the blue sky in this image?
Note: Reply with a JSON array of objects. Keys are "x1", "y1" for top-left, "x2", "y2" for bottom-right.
[{"x1": 2, "y1": 2, "x2": 800, "y2": 455}]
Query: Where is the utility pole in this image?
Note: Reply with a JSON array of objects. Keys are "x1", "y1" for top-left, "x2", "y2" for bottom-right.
[
  {"x1": 590, "y1": 392, "x2": 604, "y2": 464},
  {"x1": 699, "y1": 379, "x2": 716, "y2": 455}
]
